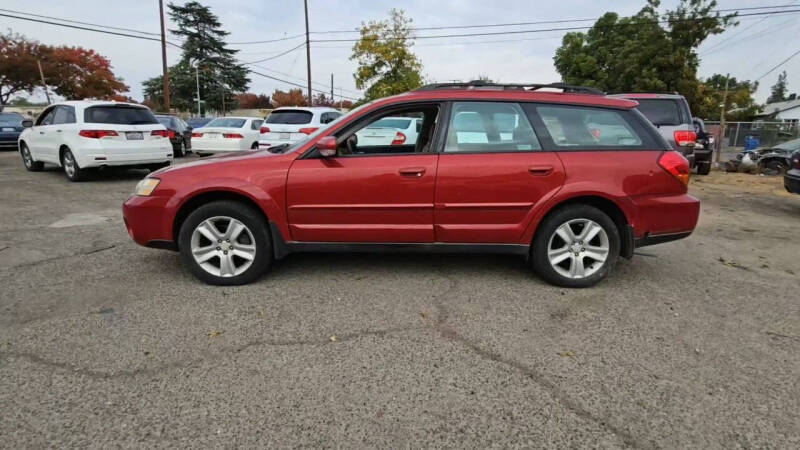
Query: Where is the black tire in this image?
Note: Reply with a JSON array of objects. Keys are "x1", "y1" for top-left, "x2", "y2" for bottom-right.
[
  {"x1": 20, "y1": 142, "x2": 44, "y2": 172},
  {"x1": 147, "y1": 162, "x2": 170, "y2": 172},
  {"x1": 60, "y1": 148, "x2": 89, "y2": 182},
  {"x1": 532, "y1": 204, "x2": 620, "y2": 288},
  {"x1": 173, "y1": 140, "x2": 186, "y2": 158},
  {"x1": 251, "y1": 142, "x2": 259, "y2": 150},
  {"x1": 178, "y1": 201, "x2": 272, "y2": 285},
  {"x1": 696, "y1": 161, "x2": 711, "y2": 175},
  {"x1": 761, "y1": 159, "x2": 786, "y2": 176}
]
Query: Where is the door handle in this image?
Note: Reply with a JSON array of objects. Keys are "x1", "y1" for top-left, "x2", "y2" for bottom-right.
[
  {"x1": 56, "y1": 130, "x2": 62, "y2": 132},
  {"x1": 399, "y1": 167, "x2": 426, "y2": 177},
  {"x1": 528, "y1": 165, "x2": 553, "y2": 176}
]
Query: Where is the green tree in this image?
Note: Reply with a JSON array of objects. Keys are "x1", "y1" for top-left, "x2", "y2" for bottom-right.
[
  {"x1": 553, "y1": 0, "x2": 736, "y2": 114},
  {"x1": 766, "y1": 71, "x2": 794, "y2": 104},
  {"x1": 351, "y1": 9, "x2": 424, "y2": 101},
  {"x1": 694, "y1": 74, "x2": 758, "y2": 120},
  {"x1": 143, "y1": 1, "x2": 249, "y2": 113}
]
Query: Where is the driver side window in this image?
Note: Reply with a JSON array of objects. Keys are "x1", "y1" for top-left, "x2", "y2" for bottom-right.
[
  {"x1": 37, "y1": 107, "x2": 57, "y2": 126},
  {"x1": 336, "y1": 105, "x2": 440, "y2": 156}
]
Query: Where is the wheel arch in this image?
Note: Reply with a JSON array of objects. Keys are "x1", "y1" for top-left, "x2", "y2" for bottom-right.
[
  {"x1": 530, "y1": 194, "x2": 634, "y2": 259},
  {"x1": 172, "y1": 189, "x2": 271, "y2": 247},
  {"x1": 58, "y1": 144, "x2": 71, "y2": 166}
]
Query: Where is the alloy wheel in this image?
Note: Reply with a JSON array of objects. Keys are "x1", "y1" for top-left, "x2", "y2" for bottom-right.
[
  {"x1": 190, "y1": 216, "x2": 257, "y2": 277},
  {"x1": 547, "y1": 218, "x2": 610, "y2": 279},
  {"x1": 63, "y1": 151, "x2": 76, "y2": 177},
  {"x1": 22, "y1": 146, "x2": 32, "y2": 168}
]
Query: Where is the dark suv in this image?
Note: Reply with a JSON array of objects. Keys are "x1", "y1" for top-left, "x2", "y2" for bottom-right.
[
  {"x1": 610, "y1": 94, "x2": 710, "y2": 174},
  {"x1": 124, "y1": 82, "x2": 700, "y2": 288},
  {"x1": 155, "y1": 114, "x2": 192, "y2": 157}
]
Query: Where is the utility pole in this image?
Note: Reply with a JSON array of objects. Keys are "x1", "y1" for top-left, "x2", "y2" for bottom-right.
[
  {"x1": 716, "y1": 73, "x2": 730, "y2": 163},
  {"x1": 330, "y1": 73, "x2": 334, "y2": 102},
  {"x1": 36, "y1": 60, "x2": 51, "y2": 104},
  {"x1": 304, "y1": 0, "x2": 312, "y2": 106},
  {"x1": 195, "y1": 63, "x2": 201, "y2": 116},
  {"x1": 159, "y1": 0, "x2": 170, "y2": 112}
]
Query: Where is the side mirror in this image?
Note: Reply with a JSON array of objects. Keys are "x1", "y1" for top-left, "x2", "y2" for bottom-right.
[
  {"x1": 21, "y1": 120, "x2": 33, "y2": 128},
  {"x1": 317, "y1": 136, "x2": 337, "y2": 157}
]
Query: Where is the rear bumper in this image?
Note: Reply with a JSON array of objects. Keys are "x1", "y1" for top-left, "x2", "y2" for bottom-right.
[
  {"x1": 122, "y1": 194, "x2": 175, "y2": 248},
  {"x1": 635, "y1": 231, "x2": 692, "y2": 248},
  {"x1": 628, "y1": 193, "x2": 700, "y2": 238},
  {"x1": 694, "y1": 148, "x2": 712, "y2": 163},
  {"x1": 258, "y1": 137, "x2": 300, "y2": 149},
  {"x1": 192, "y1": 139, "x2": 248, "y2": 152},
  {"x1": 784, "y1": 169, "x2": 800, "y2": 194}
]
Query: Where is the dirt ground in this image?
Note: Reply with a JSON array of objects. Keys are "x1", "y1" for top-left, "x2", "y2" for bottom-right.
[{"x1": 1, "y1": 152, "x2": 799, "y2": 448}]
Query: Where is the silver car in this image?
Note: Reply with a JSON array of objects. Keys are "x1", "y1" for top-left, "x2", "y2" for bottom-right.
[{"x1": 609, "y1": 93, "x2": 705, "y2": 173}]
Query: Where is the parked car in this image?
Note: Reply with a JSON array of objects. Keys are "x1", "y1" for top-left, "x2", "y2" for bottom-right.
[
  {"x1": 693, "y1": 117, "x2": 715, "y2": 158},
  {"x1": 0, "y1": 111, "x2": 25, "y2": 148},
  {"x1": 728, "y1": 137, "x2": 800, "y2": 175},
  {"x1": 258, "y1": 107, "x2": 341, "y2": 151},
  {"x1": 355, "y1": 116, "x2": 421, "y2": 148},
  {"x1": 186, "y1": 117, "x2": 214, "y2": 129},
  {"x1": 155, "y1": 114, "x2": 192, "y2": 157},
  {"x1": 123, "y1": 81, "x2": 699, "y2": 288},
  {"x1": 19, "y1": 101, "x2": 172, "y2": 181},
  {"x1": 191, "y1": 117, "x2": 263, "y2": 155},
  {"x1": 609, "y1": 93, "x2": 708, "y2": 174},
  {"x1": 784, "y1": 150, "x2": 800, "y2": 194}
]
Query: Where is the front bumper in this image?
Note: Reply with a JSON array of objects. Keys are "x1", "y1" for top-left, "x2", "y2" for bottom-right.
[
  {"x1": 784, "y1": 169, "x2": 800, "y2": 194},
  {"x1": 122, "y1": 194, "x2": 175, "y2": 249}
]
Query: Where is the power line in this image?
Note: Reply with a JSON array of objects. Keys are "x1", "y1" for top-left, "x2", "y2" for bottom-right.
[
  {"x1": 0, "y1": 12, "x2": 185, "y2": 48},
  {"x1": 247, "y1": 62, "x2": 361, "y2": 95},
  {"x1": 248, "y1": 69, "x2": 359, "y2": 100},
  {"x1": 0, "y1": 7, "x2": 161, "y2": 36},
  {"x1": 240, "y1": 42, "x2": 306, "y2": 64},
  {"x1": 228, "y1": 34, "x2": 306, "y2": 45},
  {"x1": 700, "y1": 0, "x2": 799, "y2": 55},
  {"x1": 308, "y1": 9, "x2": 800, "y2": 43},
  {"x1": 754, "y1": 47, "x2": 800, "y2": 81}
]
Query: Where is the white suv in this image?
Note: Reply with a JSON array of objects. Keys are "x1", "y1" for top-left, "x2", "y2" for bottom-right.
[
  {"x1": 257, "y1": 107, "x2": 341, "y2": 151},
  {"x1": 18, "y1": 101, "x2": 173, "y2": 181}
]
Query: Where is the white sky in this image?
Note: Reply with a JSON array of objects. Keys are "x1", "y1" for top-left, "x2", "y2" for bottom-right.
[{"x1": 1, "y1": 0, "x2": 797, "y2": 104}]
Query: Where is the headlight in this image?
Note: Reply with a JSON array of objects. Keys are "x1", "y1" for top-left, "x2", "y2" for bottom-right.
[{"x1": 134, "y1": 178, "x2": 161, "y2": 196}]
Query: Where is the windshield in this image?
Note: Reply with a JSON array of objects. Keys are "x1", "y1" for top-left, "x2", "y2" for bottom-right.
[
  {"x1": 205, "y1": 118, "x2": 246, "y2": 128},
  {"x1": 775, "y1": 137, "x2": 800, "y2": 151},
  {"x1": 634, "y1": 99, "x2": 682, "y2": 126},
  {"x1": 369, "y1": 118, "x2": 411, "y2": 129},
  {"x1": 84, "y1": 106, "x2": 158, "y2": 125},
  {"x1": 274, "y1": 102, "x2": 372, "y2": 154},
  {"x1": 265, "y1": 110, "x2": 313, "y2": 124},
  {"x1": 0, "y1": 113, "x2": 23, "y2": 125}
]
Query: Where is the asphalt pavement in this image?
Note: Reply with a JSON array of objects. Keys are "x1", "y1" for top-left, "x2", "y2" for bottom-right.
[{"x1": 1, "y1": 150, "x2": 798, "y2": 448}]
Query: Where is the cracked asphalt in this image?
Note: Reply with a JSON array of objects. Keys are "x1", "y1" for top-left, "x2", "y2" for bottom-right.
[{"x1": 1, "y1": 150, "x2": 799, "y2": 448}]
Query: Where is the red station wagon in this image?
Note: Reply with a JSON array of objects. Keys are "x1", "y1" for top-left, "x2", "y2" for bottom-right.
[{"x1": 122, "y1": 82, "x2": 700, "y2": 288}]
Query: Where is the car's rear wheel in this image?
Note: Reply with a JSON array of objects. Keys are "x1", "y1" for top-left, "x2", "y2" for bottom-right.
[
  {"x1": 761, "y1": 159, "x2": 786, "y2": 176},
  {"x1": 178, "y1": 201, "x2": 272, "y2": 285},
  {"x1": 173, "y1": 140, "x2": 186, "y2": 158},
  {"x1": 61, "y1": 148, "x2": 89, "y2": 182},
  {"x1": 20, "y1": 143, "x2": 44, "y2": 172},
  {"x1": 532, "y1": 204, "x2": 620, "y2": 288},
  {"x1": 696, "y1": 161, "x2": 711, "y2": 175}
]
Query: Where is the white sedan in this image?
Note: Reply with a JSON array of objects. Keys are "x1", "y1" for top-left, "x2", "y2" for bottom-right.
[{"x1": 191, "y1": 117, "x2": 264, "y2": 155}]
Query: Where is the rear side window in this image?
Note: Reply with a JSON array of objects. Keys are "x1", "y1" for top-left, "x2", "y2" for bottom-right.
[
  {"x1": 444, "y1": 102, "x2": 541, "y2": 152},
  {"x1": 84, "y1": 106, "x2": 158, "y2": 125},
  {"x1": 633, "y1": 99, "x2": 684, "y2": 127},
  {"x1": 251, "y1": 119, "x2": 263, "y2": 130},
  {"x1": 525, "y1": 104, "x2": 656, "y2": 149},
  {"x1": 265, "y1": 110, "x2": 313, "y2": 124}
]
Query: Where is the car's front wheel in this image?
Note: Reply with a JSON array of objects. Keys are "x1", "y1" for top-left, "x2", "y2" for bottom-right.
[
  {"x1": 532, "y1": 204, "x2": 620, "y2": 288},
  {"x1": 173, "y1": 140, "x2": 186, "y2": 158},
  {"x1": 20, "y1": 143, "x2": 44, "y2": 172},
  {"x1": 178, "y1": 201, "x2": 272, "y2": 285}
]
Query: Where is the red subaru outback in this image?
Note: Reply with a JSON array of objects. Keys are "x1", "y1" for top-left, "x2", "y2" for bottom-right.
[{"x1": 123, "y1": 82, "x2": 699, "y2": 288}]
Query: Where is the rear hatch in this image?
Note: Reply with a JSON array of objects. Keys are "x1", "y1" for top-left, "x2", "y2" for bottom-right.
[
  {"x1": 628, "y1": 98, "x2": 693, "y2": 151},
  {"x1": 261, "y1": 109, "x2": 316, "y2": 141},
  {"x1": 82, "y1": 105, "x2": 167, "y2": 155}
]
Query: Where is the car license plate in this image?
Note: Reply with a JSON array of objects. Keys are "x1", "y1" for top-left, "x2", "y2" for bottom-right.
[
  {"x1": 2, "y1": 127, "x2": 14, "y2": 132},
  {"x1": 206, "y1": 133, "x2": 220, "y2": 139},
  {"x1": 126, "y1": 132, "x2": 143, "y2": 140},
  {"x1": 279, "y1": 132, "x2": 291, "y2": 140}
]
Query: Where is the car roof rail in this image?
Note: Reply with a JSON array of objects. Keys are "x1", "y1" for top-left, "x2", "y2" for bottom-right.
[{"x1": 414, "y1": 81, "x2": 605, "y2": 95}]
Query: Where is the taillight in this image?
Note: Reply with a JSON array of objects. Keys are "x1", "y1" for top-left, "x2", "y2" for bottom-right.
[
  {"x1": 191, "y1": 132, "x2": 203, "y2": 138},
  {"x1": 259, "y1": 126, "x2": 270, "y2": 134},
  {"x1": 658, "y1": 151, "x2": 690, "y2": 187},
  {"x1": 150, "y1": 130, "x2": 169, "y2": 138},
  {"x1": 79, "y1": 130, "x2": 118, "y2": 139},
  {"x1": 168, "y1": 130, "x2": 175, "y2": 139},
  {"x1": 674, "y1": 130, "x2": 697, "y2": 147},
  {"x1": 390, "y1": 131, "x2": 406, "y2": 146},
  {"x1": 299, "y1": 127, "x2": 318, "y2": 135},
  {"x1": 223, "y1": 133, "x2": 243, "y2": 139}
]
